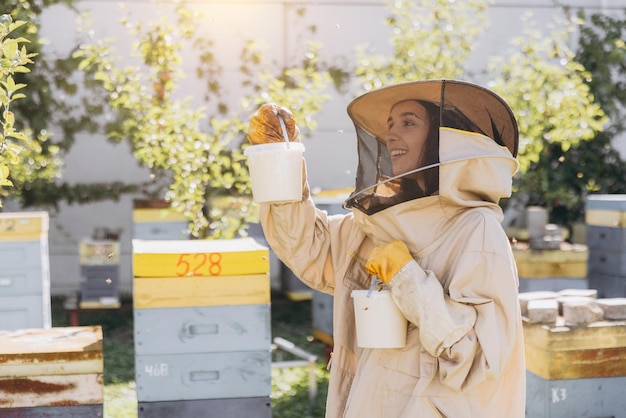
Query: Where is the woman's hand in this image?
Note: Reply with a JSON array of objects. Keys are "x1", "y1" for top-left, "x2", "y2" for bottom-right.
[
  {"x1": 365, "y1": 240, "x2": 414, "y2": 283},
  {"x1": 248, "y1": 103, "x2": 301, "y2": 144}
]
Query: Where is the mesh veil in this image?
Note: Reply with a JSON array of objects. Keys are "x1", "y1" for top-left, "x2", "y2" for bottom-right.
[{"x1": 343, "y1": 79, "x2": 518, "y2": 215}]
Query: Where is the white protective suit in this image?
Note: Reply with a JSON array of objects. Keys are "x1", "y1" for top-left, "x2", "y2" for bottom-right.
[{"x1": 258, "y1": 82, "x2": 526, "y2": 418}]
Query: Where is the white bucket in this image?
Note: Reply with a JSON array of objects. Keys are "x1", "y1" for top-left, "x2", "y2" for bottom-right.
[
  {"x1": 244, "y1": 142, "x2": 305, "y2": 203},
  {"x1": 351, "y1": 289, "x2": 408, "y2": 349}
]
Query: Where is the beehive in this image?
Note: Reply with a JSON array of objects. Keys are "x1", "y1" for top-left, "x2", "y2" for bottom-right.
[
  {"x1": 132, "y1": 200, "x2": 189, "y2": 240},
  {"x1": 0, "y1": 212, "x2": 51, "y2": 330},
  {"x1": 0, "y1": 326, "x2": 103, "y2": 415},
  {"x1": 512, "y1": 243, "x2": 588, "y2": 292},
  {"x1": 79, "y1": 239, "x2": 120, "y2": 309},
  {"x1": 586, "y1": 194, "x2": 626, "y2": 297},
  {"x1": 132, "y1": 238, "x2": 271, "y2": 417},
  {"x1": 524, "y1": 318, "x2": 626, "y2": 417}
]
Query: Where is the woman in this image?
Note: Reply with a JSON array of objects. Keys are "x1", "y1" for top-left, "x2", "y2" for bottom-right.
[{"x1": 248, "y1": 79, "x2": 525, "y2": 418}]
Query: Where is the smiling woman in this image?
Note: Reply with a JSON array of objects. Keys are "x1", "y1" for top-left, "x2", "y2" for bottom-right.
[{"x1": 250, "y1": 79, "x2": 525, "y2": 418}]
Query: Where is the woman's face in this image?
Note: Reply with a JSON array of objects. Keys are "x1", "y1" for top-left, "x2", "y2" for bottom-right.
[{"x1": 384, "y1": 100, "x2": 431, "y2": 177}]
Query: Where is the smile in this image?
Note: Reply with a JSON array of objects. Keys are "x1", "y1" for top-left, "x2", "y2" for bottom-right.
[{"x1": 390, "y1": 150, "x2": 407, "y2": 157}]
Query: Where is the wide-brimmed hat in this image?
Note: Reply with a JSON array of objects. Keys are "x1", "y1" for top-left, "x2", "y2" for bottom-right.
[{"x1": 347, "y1": 79, "x2": 519, "y2": 157}]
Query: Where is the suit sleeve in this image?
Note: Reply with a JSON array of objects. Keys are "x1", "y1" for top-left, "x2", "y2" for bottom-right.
[
  {"x1": 388, "y1": 224, "x2": 519, "y2": 393},
  {"x1": 259, "y1": 198, "x2": 337, "y2": 294}
]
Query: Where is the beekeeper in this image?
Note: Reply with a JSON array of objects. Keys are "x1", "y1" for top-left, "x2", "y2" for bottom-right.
[{"x1": 247, "y1": 79, "x2": 525, "y2": 418}]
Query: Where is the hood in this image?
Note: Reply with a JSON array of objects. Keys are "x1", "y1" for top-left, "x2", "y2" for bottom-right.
[
  {"x1": 353, "y1": 127, "x2": 519, "y2": 255},
  {"x1": 343, "y1": 79, "x2": 519, "y2": 216}
]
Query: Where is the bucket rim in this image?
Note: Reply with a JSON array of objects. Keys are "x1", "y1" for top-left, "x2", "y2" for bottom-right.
[{"x1": 244, "y1": 141, "x2": 305, "y2": 155}]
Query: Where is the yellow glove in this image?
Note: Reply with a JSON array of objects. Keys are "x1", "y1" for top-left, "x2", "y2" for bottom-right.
[
  {"x1": 365, "y1": 240, "x2": 414, "y2": 284},
  {"x1": 248, "y1": 103, "x2": 301, "y2": 145}
]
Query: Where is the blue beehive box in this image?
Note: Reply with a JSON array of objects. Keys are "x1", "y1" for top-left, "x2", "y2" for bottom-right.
[{"x1": 0, "y1": 212, "x2": 51, "y2": 330}]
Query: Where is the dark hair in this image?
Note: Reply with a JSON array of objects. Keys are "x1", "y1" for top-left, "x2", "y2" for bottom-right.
[{"x1": 416, "y1": 100, "x2": 440, "y2": 195}]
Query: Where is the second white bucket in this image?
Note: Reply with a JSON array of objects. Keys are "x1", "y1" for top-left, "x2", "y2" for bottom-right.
[
  {"x1": 351, "y1": 289, "x2": 408, "y2": 349},
  {"x1": 244, "y1": 142, "x2": 305, "y2": 203}
]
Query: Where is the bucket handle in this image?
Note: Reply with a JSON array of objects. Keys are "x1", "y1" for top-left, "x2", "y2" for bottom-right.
[{"x1": 277, "y1": 114, "x2": 291, "y2": 149}]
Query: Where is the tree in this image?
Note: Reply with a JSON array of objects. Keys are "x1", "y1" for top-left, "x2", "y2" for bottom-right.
[
  {"x1": 490, "y1": 9, "x2": 626, "y2": 228},
  {"x1": 0, "y1": 15, "x2": 37, "y2": 207},
  {"x1": 3, "y1": 0, "x2": 141, "y2": 209},
  {"x1": 74, "y1": 3, "x2": 331, "y2": 238},
  {"x1": 355, "y1": 0, "x2": 489, "y2": 85}
]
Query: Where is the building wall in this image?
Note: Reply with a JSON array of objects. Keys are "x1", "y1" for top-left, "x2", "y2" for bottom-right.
[{"x1": 17, "y1": 0, "x2": 625, "y2": 295}]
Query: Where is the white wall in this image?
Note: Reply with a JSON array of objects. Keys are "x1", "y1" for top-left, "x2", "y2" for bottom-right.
[{"x1": 24, "y1": 0, "x2": 626, "y2": 295}]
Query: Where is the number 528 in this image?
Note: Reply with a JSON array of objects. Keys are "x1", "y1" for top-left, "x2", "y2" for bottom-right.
[{"x1": 175, "y1": 253, "x2": 222, "y2": 276}]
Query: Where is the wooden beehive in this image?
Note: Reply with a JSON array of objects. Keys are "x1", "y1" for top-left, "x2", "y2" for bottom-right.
[
  {"x1": 132, "y1": 200, "x2": 189, "y2": 240},
  {"x1": 79, "y1": 239, "x2": 120, "y2": 309},
  {"x1": 586, "y1": 194, "x2": 626, "y2": 298},
  {"x1": 0, "y1": 326, "x2": 103, "y2": 414},
  {"x1": 0, "y1": 212, "x2": 51, "y2": 330},
  {"x1": 523, "y1": 318, "x2": 626, "y2": 380},
  {"x1": 524, "y1": 317, "x2": 626, "y2": 417},
  {"x1": 512, "y1": 243, "x2": 588, "y2": 293},
  {"x1": 513, "y1": 244, "x2": 588, "y2": 279},
  {"x1": 132, "y1": 238, "x2": 272, "y2": 415}
]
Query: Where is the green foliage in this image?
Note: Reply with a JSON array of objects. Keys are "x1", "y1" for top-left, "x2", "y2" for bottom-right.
[
  {"x1": 577, "y1": 11, "x2": 626, "y2": 132},
  {"x1": 74, "y1": 3, "x2": 331, "y2": 239},
  {"x1": 0, "y1": 14, "x2": 39, "y2": 207},
  {"x1": 3, "y1": 0, "x2": 130, "y2": 209},
  {"x1": 534, "y1": 10, "x2": 626, "y2": 226},
  {"x1": 271, "y1": 366, "x2": 329, "y2": 418},
  {"x1": 489, "y1": 18, "x2": 608, "y2": 173},
  {"x1": 491, "y1": 11, "x2": 626, "y2": 227},
  {"x1": 355, "y1": 0, "x2": 489, "y2": 87},
  {"x1": 270, "y1": 296, "x2": 329, "y2": 418}
]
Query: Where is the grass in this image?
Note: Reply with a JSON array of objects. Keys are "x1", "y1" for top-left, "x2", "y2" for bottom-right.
[{"x1": 51, "y1": 292, "x2": 330, "y2": 418}]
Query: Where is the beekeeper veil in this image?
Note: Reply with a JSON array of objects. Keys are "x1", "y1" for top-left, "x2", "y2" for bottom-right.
[{"x1": 343, "y1": 79, "x2": 519, "y2": 215}]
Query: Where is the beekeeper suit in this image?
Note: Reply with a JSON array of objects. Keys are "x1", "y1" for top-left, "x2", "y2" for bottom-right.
[{"x1": 248, "y1": 79, "x2": 526, "y2": 418}]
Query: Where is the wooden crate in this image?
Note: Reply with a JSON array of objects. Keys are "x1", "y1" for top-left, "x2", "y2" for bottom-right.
[
  {"x1": 132, "y1": 238, "x2": 269, "y2": 278},
  {"x1": 523, "y1": 318, "x2": 626, "y2": 380},
  {"x1": 134, "y1": 304, "x2": 271, "y2": 355},
  {"x1": 135, "y1": 350, "x2": 271, "y2": 402},
  {"x1": 138, "y1": 397, "x2": 271, "y2": 418},
  {"x1": 133, "y1": 274, "x2": 270, "y2": 309},
  {"x1": 0, "y1": 326, "x2": 103, "y2": 409},
  {"x1": 0, "y1": 212, "x2": 48, "y2": 242},
  {"x1": 513, "y1": 244, "x2": 587, "y2": 279}
]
